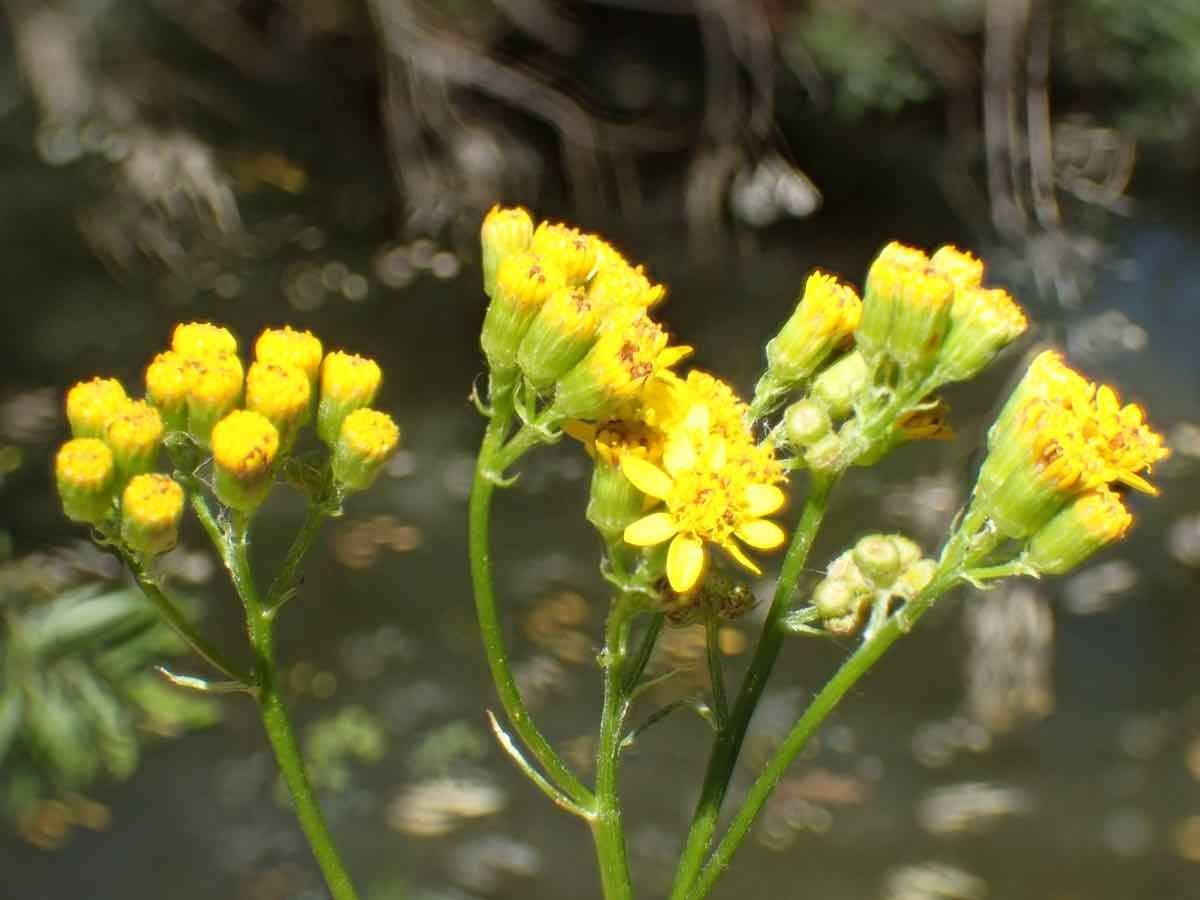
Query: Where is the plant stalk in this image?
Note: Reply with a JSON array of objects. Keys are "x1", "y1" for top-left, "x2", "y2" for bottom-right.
[{"x1": 592, "y1": 600, "x2": 635, "y2": 900}]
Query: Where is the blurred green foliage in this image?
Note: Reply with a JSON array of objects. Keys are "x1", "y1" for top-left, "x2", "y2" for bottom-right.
[
  {"x1": 301, "y1": 705, "x2": 387, "y2": 793},
  {"x1": 0, "y1": 547, "x2": 219, "y2": 845}
]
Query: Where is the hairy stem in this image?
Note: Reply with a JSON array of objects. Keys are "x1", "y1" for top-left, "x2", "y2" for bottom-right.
[{"x1": 592, "y1": 600, "x2": 635, "y2": 900}]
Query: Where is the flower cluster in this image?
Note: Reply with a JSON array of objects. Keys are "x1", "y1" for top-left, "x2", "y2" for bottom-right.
[
  {"x1": 480, "y1": 208, "x2": 786, "y2": 597},
  {"x1": 56, "y1": 322, "x2": 399, "y2": 553},
  {"x1": 974, "y1": 350, "x2": 1168, "y2": 573},
  {"x1": 810, "y1": 534, "x2": 936, "y2": 636}
]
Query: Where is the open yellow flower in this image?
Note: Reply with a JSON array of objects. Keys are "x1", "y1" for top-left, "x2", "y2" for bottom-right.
[{"x1": 620, "y1": 405, "x2": 787, "y2": 592}]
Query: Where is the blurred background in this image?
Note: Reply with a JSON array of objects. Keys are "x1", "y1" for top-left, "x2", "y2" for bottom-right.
[{"x1": 0, "y1": 1, "x2": 1198, "y2": 898}]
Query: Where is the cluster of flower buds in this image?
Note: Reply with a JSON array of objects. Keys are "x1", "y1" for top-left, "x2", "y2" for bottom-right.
[
  {"x1": 755, "y1": 243, "x2": 1027, "y2": 472},
  {"x1": 971, "y1": 350, "x2": 1168, "y2": 574},
  {"x1": 479, "y1": 206, "x2": 689, "y2": 421},
  {"x1": 810, "y1": 534, "x2": 936, "y2": 636},
  {"x1": 55, "y1": 322, "x2": 400, "y2": 553}
]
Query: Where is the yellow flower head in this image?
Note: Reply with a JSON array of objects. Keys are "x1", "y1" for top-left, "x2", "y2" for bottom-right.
[
  {"x1": 531, "y1": 221, "x2": 597, "y2": 286},
  {"x1": 332, "y1": 408, "x2": 400, "y2": 492},
  {"x1": 934, "y1": 286, "x2": 1028, "y2": 383},
  {"x1": 588, "y1": 258, "x2": 666, "y2": 310},
  {"x1": 255, "y1": 326, "x2": 324, "y2": 386},
  {"x1": 482, "y1": 205, "x2": 535, "y2": 297},
  {"x1": 55, "y1": 437, "x2": 116, "y2": 523},
  {"x1": 621, "y1": 403, "x2": 788, "y2": 592},
  {"x1": 211, "y1": 410, "x2": 279, "y2": 511},
  {"x1": 183, "y1": 352, "x2": 245, "y2": 444},
  {"x1": 66, "y1": 377, "x2": 128, "y2": 439},
  {"x1": 1025, "y1": 486, "x2": 1133, "y2": 575},
  {"x1": 318, "y1": 351, "x2": 382, "y2": 444},
  {"x1": 145, "y1": 351, "x2": 189, "y2": 428},
  {"x1": 120, "y1": 473, "x2": 184, "y2": 556},
  {"x1": 496, "y1": 251, "x2": 567, "y2": 309},
  {"x1": 246, "y1": 361, "x2": 312, "y2": 439},
  {"x1": 931, "y1": 245, "x2": 984, "y2": 291},
  {"x1": 764, "y1": 270, "x2": 862, "y2": 384},
  {"x1": 172, "y1": 321, "x2": 238, "y2": 358},
  {"x1": 516, "y1": 286, "x2": 605, "y2": 387},
  {"x1": 105, "y1": 400, "x2": 164, "y2": 480},
  {"x1": 858, "y1": 242, "x2": 954, "y2": 370}
]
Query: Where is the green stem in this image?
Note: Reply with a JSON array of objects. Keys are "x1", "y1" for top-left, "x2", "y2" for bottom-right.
[
  {"x1": 228, "y1": 520, "x2": 361, "y2": 900},
  {"x1": 622, "y1": 613, "x2": 664, "y2": 696},
  {"x1": 267, "y1": 501, "x2": 333, "y2": 610},
  {"x1": 469, "y1": 400, "x2": 594, "y2": 809},
  {"x1": 685, "y1": 502, "x2": 994, "y2": 899},
  {"x1": 124, "y1": 552, "x2": 251, "y2": 685},
  {"x1": 592, "y1": 600, "x2": 635, "y2": 900},
  {"x1": 705, "y1": 618, "x2": 728, "y2": 729},
  {"x1": 669, "y1": 472, "x2": 836, "y2": 900}
]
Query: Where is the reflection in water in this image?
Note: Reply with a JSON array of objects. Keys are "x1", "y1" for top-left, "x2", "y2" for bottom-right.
[{"x1": 916, "y1": 782, "x2": 1034, "y2": 835}]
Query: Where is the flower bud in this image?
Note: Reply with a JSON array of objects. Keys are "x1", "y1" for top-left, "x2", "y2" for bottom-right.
[
  {"x1": 852, "y1": 534, "x2": 902, "y2": 587},
  {"x1": 763, "y1": 271, "x2": 862, "y2": 389},
  {"x1": 104, "y1": 400, "x2": 164, "y2": 483},
  {"x1": 332, "y1": 408, "x2": 400, "y2": 492},
  {"x1": 860, "y1": 243, "x2": 954, "y2": 374},
  {"x1": 172, "y1": 321, "x2": 238, "y2": 358},
  {"x1": 1025, "y1": 487, "x2": 1132, "y2": 575},
  {"x1": 930, "y1": 245, "x2": 984, "y2": 291},
  {"x1": 211, "y1": 410, "x2": 279, "y2": 511},
  {"x1": 66, "y1": 377, "x2": 128, "y2": 439},
  {"x1": 145, "y1": 351, "x2": 189, "y2": 432},
  {"x1": 783, "y1": 400, "x2": 831, "y2": 448},
  {"x1": 317, "y1": 351, "x2": 382, "y2": 445},
  {"x1": 587, "y1": 257, "x2": 665, "y2": 309},
  {"x1": 531, "y1": 221, "x2": 597, "y2": 286},
  {"x1": 481, "y1": 205, "x2": 534, "y2": 298},
  {"x1": 246, "y1": 361, "x2": 311, "y2": 449},
  {"x1": 895, "y1": 558, "x2": 936, "y2": 598},
  {"x1": 810, "y1": 351, "x2": 868, "y2": 420},
  {"x1": 480, "y1": 252, "x2": 565, "y2": 382},
  {"x1": 120, "y1": 473, "x2": 184, "y2": 556},
  {"x1": 933, "y1": 287, "x2": 1027, "y2": 385},
  {"x1": 812, "y1": 578, "x2": 866, "y2": 635},
  {"x1": 803, "y1": 432, "x2": 843, "y2": 472},
  {"x1": 891, "y1": 535, "x2": 923, "y2": 569},
  {"x1": 255, "y1": 326, "x2": 324, "y2": 389},
  {"x1": 183, "y1": 353, "x2": 244, "y2": 446},
  {"x1": 517, "y1": 286, "x2": 601, "y2": 388},
  {"x1": 56, "y1": 438, "x2": 116, "y2": 524},
  {"x1": 586, "y1": 454, "x2": 648, "y2": 542}
]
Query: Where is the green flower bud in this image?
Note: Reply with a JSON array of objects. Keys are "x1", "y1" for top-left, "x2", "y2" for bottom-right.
[
  {"x1": 104, "y1": 400, "x2": 164, "y2": 484},
  {"x1": 810, "y1": 351, "x2": 869, "y2": 420},
  {"x1": 56, "y1": 438, "x2": 116, "y2": 524},
  {"x1": 783, "y1": 400, "x2": 832, "y2": 448},
  {"x1": 317, "y1": 351, "x2": 382, "y2": 446},
  {"x1": 1025, "y1": 487, "x2": 1132, "y2": 575},
  {"x1": 481, "y1": 252, "x2": 564, "y2": 384},
  {"x1": 586, "y1": 454, "x2": 648, "y2": 543},
  {"x1": 120, "y1": 474, "x2": 184, "y2": 556},
  {"x1": 853, "y1": 534, "x2": 902, "y2": 587},
  {"x1": 211, "y1": 410, "x2": 279, "y2": 512},
  {"x1": 517, "y1": 287, "x2": 601, "y2": 389},
  {"x1": 332, "y1": 408, "x2": 400, "y2": 493}
]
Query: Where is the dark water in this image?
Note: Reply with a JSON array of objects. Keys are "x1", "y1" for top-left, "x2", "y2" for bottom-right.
[{"x1": 1, "y1": 115, "x2": 1199, "y2": 900}]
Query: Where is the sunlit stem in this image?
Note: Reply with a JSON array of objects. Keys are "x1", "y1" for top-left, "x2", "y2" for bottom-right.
[
  {"x1": 685, "y1": 503, "x2": 994, "y2": 899},
  {"x1": 704, "y1": 618, "x2": 728, "y2": 729},
  {"x1": 669, "y1": 472, "x2": 836, "y2": 900},
  {"x1": 226, "y1": 516, "x2": 361, "y2": 900},
  {"x1": 593, "y1": 596, "x2": 636, "y2": 900},
  {"x1": 468, "y1": 389, "x2": 595, "y2": 810}
]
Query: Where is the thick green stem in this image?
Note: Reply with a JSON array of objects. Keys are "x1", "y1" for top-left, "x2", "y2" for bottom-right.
[
  {"x1": 228, "y1": 521, "x2": 360, "y2": 900},
  {"x1": 469, "y1": 401, "x2": 594, "y2": 809},
  {"x1": 669, "y1": 473, "x2": 836, "y2": 900},
  {"x1": 592, "y1": 601, "x2": 635, "y2": 900},
  {"x1": 685, "y1": 502, "x2": 994, "y2": 899}
]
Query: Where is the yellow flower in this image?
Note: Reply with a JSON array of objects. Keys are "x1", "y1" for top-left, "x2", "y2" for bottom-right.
[
  {"x1": 172, "y1": 321, "x2": 238, "y2": 358},
  {"x1": 531, "y1": 221, "x2": 597, "y2": 286},
  {"x1": 332, "y1": 408, "x2": 400, "y2": 491},
  {"x1": 211, "y1": 410, "x2": 279, "y2": 511},
  {"x1": 145, "y1": 351, "x2": 189, "y2": 431},
  {"x1": 481, "y1": 205, "x2": 534, "y2": 297},
  {"x1": 858, "y1": 242, "x2": 954, "y2": 371},
  {"x1": 66, "y1": 377, "x2": 128, "y2": 439},
  {"x1": 317, "y1": 351, "x2": 383, "y2": 445},
  {"x1": 104, "y1": 400, "x2": 164, "y2": 482},
  {"x1": 55, "y1": 437, "x2": 116, "y2": 524},
  {"x1": 587, "y1": 256, "x2": 665, "y2": 309},
  {"x1": 762, "y1": 270, "x2": 862, "y2": 387},
  {"x1": 255, "y1": 326, "x2": 324, "y2": 387},
  {"x1": 481, "y1": 251, "x2": 567, "y2": 377},
  {"x1": 246, "y1": 361, "x2": 312, "y2": 446},
  {"x1": 516, "y1": 286, "x2": 603, "y2": 388},
  {"x1": 120, "y1": 473, "x2": 185, "y2": 556},
  {"x1": 930, "y1": 245, "x2": 984, "y2": 291},
  {"x1": 620, "y1": 404, "x2": 787, "y2": 592},
  {"x1": 183, "y1": 353, "x2": 245, "y2": 445},
  {"x1": 934, "y1": 286, "x2": 1028, "y2": 383},
  {"x1": 1025, "y1": 486, "x2": 1132, "y2": 574}
]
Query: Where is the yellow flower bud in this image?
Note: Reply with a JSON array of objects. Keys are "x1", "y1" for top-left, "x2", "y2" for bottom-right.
[
  {"x1": 317, "y1": 351, "x2": 382, "y2": 445},
  {"x1": 246, "y1": 361, "x2": 312, "y2": 448},
  {"x1": 184, "y1": 353, "x2": 244, "y2": 446},
  {"x1": 1025, "y1": 487, "x2": 1133, "y2": 574},
  {"x1": 145, "y1": 351, "x2": 189, "y2": 432},
  {"x1": 587, "y1": 258, "x2": 666, "y2": 309},
  {"x1": 172, "y1": 321, "x2": 238, "y2": 358},
  {"x1": 56, "y1": 438, "x2": 116, "y2": 524},
  {"x1": 332, "y1": 408, "x2": 400, "y2": 492},
  {"x1": 531, "y1": 221, "x2": 597, "y2": 286},
  {"x1": 120, "y1": 473, "x2": 184, "y2": 556},
  {"x1": 66, "y1": 377, "x2": 128, "y2": 439},
  {"x1": 481, "y1": 205, "x2": 534, "y2": 298},
  {"x1": 864, "y1": 244, "x2": 954, "y2": 373},
  {"x1": 763, "y1": 270, "x2": 862, "y2": 388},
  {"x1": 254, "y1": 326, "x2": 324, "y2": 388},
  {"x1": 104, "y1": 400, "x2": 164, "y2": 483},
  {"x1": 930, "y1": 245, "x2": 984, "y2": 291},
  {"x1": 516, "y1": 286, "x2": 602, "y2": 388},
  {"x1": 211, "y1": 410, "x2": 279, "y2": 511},
  {"x1": 933, "y1": 286, "x2": 1028, "y2": 384},
  {"x1": 480, "y1": 251, "x2": 566, "y2": 381}
]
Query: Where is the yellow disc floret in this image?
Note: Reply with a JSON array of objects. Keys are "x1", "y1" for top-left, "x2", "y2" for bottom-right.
[
  {"x1": 332, "y1": 408, "x2": 400, "y2": 492},
  {"x1": 246, "y1": 361, "x2": 312, "y2": 443},
  {"x1": 255, "y1": 326, "x2": 324, "y2": 387},
  {"x1": 145, "y1": 351, "x2": 189, "y2": 430},
  {"x1": 531, "y1": 222, "x2": 597, "y2": 286},
  {"x1": 120, "y1": 473, "x2": 184, "y2": 556},
  {"x1": 172, "y1": 321, "x2": 238, "y2": 358},
  {"x1": 317, "y1": 351, "x2": 383, "y2": 445},
  {"x1": 55, "y1": 437, "x2": 116, "y2": 523},
  {"x1": 105, "y1": 400, "x2": 164, "y2": 481},
  {"x1": 66, "y1": 377, "x2": 128, "y2": 439},
  {"x1": 211, "y1": 410, "x2": 279, "y2": 511},
  {"x1": 184, "y1": 353, "x2": 245, "y2": 445},
  {"x1": 931, "y1": 245, "x2": 985, "y2": 291}
]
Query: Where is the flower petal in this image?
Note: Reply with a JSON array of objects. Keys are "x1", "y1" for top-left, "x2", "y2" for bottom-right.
[
  {"x1": 743, "y1": 483, "x2": 785, "y2": 517},
  {"x1": 620, "y1": 455, "x2": 674, "y2": 500},
  {"x1": 624, "y1": 512, "x2": 679, "y2": 547},
  {"x1": 662, "y1": 434, "x2": 697, "y2": 475},
  {"x1": 667, "y1": 534, "x2": 706, "y2": 592},
  {"x1": 723, "y1": 540, "x2": 762, "y2": 576},
  {"x1": 736, "y1": 518, "x2": 786, "y2": 550}
]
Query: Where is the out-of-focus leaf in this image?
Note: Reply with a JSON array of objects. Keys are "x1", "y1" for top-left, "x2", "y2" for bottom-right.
[
  {"x1": 24, "y1": 677, "x2": 98, "y2": 789},
  {"x1": 0, "y1": 688, "x2": 22, "y2": 765},
  {"x1": 125, "y1": 675, "x2": 221, "y2": 736},
  {"x1": 61, "y1": 662, "x2": 138, "y2": 780},
  {"x1": 28, "y1": 588, "x2": 158, "y2": 660}
]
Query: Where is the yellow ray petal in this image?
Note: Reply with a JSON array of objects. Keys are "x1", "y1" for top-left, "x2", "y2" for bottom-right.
[
  {"x1": 624, "y1": 512, "x2": 679, "y2": 547},
  {"x1": 667, "y1": 534, "x2": 706, "y2": 592},
  {"x1": 723, "y1": 540, "x2": 762, "y2": 576},
  {"x1": 620, "y1": 454, "x2": 674, "y2": 500},
  {"x1": 662, "y1": 434, "x2": 697, "y2": 475},
  {"x1": 736, "y1": 518, "x2": 786, "y2": 550},
  {"x1": 743, "y1": 483, "x2": 785, "y2": 517}
]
